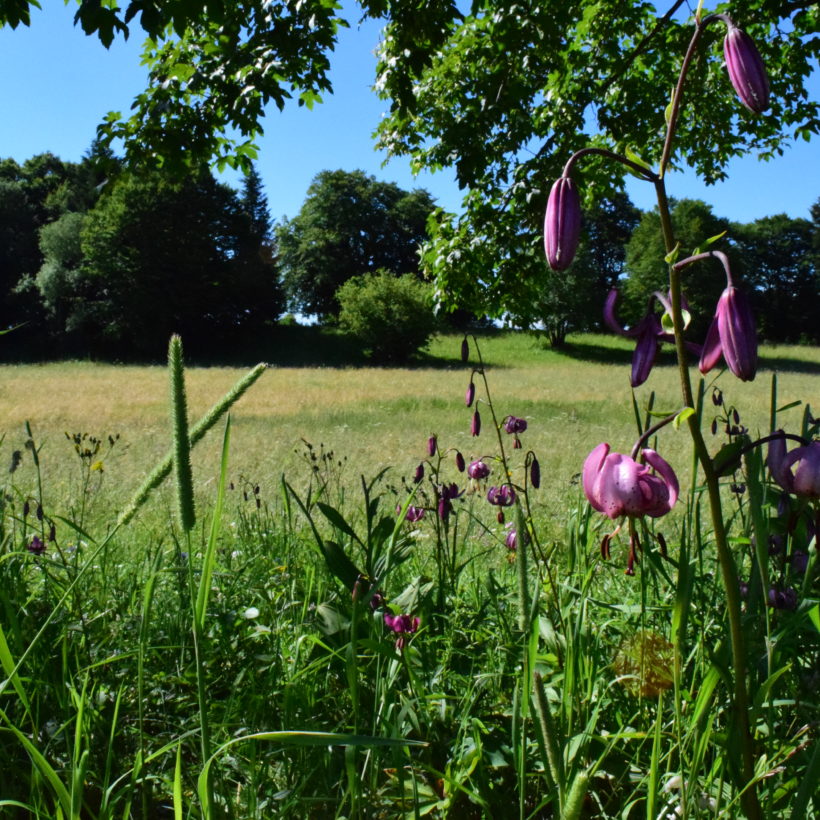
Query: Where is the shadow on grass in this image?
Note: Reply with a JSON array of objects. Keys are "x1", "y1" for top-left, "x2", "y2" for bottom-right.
[{"x1": 556, "y1": 337, "x2": 820, "y2": 376}]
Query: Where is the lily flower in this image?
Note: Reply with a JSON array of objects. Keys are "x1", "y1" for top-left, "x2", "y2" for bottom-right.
[
  {"x1": 467, "y1": 459, "x2": 491, "y2": 480},
  {"x1": 487, "y1": 485, "x2": 516, "y2": 507},
  {"x1": 437, "y1": 483, "x2": 464, "y2": 521},
  {"x1": 384, "y1": 612, "x2": 420, "y2": 651},
  {"x1": 583, "y1": 443, "x2": 679, "y2": 520},
  {"x1": 699, "y1": 286, "x2": 757, "y2": 381},
  {"x1": 768, "y1": 434, "x2": 820, "y2": 499},
  {"x1": 604, "y1": 290, "x2": 665, "y2": 387},
  {"x1": 544, "y1": 175, "x2": 581, "y2": 271}
]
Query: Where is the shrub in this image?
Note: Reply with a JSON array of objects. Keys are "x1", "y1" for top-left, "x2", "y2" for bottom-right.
[{"x1": 337, "y1": 270, "x2": 438, "y2": 362}]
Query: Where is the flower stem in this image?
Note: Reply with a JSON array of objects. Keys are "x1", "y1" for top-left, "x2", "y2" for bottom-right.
[{"x1": 655, "y1": 177, "x2": 761, "y2": 819}]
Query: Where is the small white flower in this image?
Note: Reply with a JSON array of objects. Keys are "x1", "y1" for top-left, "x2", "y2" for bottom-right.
[{"x1": 243, "y1": 607, "x2": 260, "y2": 619}]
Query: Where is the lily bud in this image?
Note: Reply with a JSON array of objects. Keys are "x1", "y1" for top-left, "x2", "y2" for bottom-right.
[
  {"x1": 427, "y1": 436, "x2": 438, "y2": 457},
  {"x1": 530, "y1": 456, "x2": 541, "y2": 489},
  {"x1": 455, "y1": 451, "x2": 466, "y2": 472},
  {"x1": 465, "y1": 380, "x2": 475, "y2": 407},
  {"x1": 460, "y1": 336, "x2": 470, "y2": 363},
  {"x1": 544, "y1": 176, "x2": 581, "y2": 271},
  {"x1": 699, "y1": 286, "x2": 757, "y2": 382},
  {"x1": 471, "y1": 409, "x2": 481, "y2": 437},
  {"x1": 724, "y1": 25, "x2": 770, "y2": 113}
]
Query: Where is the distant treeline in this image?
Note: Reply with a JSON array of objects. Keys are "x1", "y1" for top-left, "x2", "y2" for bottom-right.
[{"x1": 1, "y1": 149, "x2": 817, "y2": 362}]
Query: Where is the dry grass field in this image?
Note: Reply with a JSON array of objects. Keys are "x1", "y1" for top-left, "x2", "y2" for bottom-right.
[{"x1": 1, "y1": 332, "x2": 818, "y2": 531}]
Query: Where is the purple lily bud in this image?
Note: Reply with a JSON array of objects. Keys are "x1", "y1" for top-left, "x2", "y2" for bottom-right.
[
  {"x1": 791, "y1": 550, "x2": 809, "y2": 574},
  {"x1": 461, "y1": 337, "x2": 470, "y2": 363},
  {"x1": 582, "y1": 443, "x2": 679, "y2": 520},
  {"x1": 544, "y1": 176, "x2": 581, "y2": 271},
  {"x1": 467, "y1": 459, "x2": 491, "y2": 480},
  {"x1": 699, "y1": 286, "x2": 757, "y2": 382},
  {"x1": 530, "y1": 456, "x2": 541, "y2": 489},
  {"x1": 471, "y1": 409, "x2": 481, "y2": 437},
  {"x1": 724, "y1": 25, "x2": 770, "y2": 114},
  {"x1": 455, "y1": 451, "x2": 466, "y2": 472},
  {"x1": 505, "y1": 529, "x2": 517, "y2": 551},
  {"x1": 465, "y1": 381, "x2": 476, "y2": 407},
  {"x1": 427, "y1": 436, "x2": 437, "y2": 457},
  {"x1": 413, "y1": 463, "x2": 424, "y2": 484}
]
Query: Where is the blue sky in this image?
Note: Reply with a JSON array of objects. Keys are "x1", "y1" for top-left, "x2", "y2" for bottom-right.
[{"x1": 1, "y1": 2, "x2": 817, "y2": 224}]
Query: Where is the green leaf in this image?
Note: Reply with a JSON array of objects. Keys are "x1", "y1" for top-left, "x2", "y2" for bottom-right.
[
  {"x1": 673, "y1": 407, "x2": 695, "y2": 429},
  {"x1": 317, "y1": 502, "x2": 363, "y2": 545},
  {"x1": 663, "y1": 243, "x2": 680, "y2": 265},
  {"x1": 712, "y1": 441, "x2": 745, "y2": 476}
]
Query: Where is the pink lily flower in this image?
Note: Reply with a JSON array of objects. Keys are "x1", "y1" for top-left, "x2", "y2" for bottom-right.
[{"x1": 583, "y1": 443, "x2": 679, "y2": 520}]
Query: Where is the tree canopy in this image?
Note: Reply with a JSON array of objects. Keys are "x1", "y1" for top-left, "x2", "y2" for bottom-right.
[{"x1": 276, "y1": 169, "x2": 436, "y2": 319}]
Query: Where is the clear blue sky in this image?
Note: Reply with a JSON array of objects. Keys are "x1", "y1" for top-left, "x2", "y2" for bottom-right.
[{"x1": 1, "y1": 2, "x2": 817, "y2": 224}]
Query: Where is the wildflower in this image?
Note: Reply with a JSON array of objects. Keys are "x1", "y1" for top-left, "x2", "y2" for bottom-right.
[
  {"x1": 465, "y1": 380, "x2": 476, "y2": 407},
  {"x1": 505, "y1": 529, "x2": 517, "y2": 551},
  {"x1": 768, "y1": 435, "x2": 820, "y2": 499},
  {"x1": 471, "y1": 409, "x2": 481, "y2": 437},
  {"x1": 767, "y1": 586, "x2": 798, "y2": 611},
  {"x1": 504, "y1": 416, "x2": 528, "y2": 434},
  {"x1": 530, "y1": 456, "x2": 541, "y2": 489},
  {"x1": 413, "y1": 463, "x2": 424, "y2": 483},
  {"x1": 455, "y1": 451, "x2": 466, "y2": 472},
  {"x1": 467, "y1": 459, "x2": 491, "y2": 480},
  {"x1": 460, "y1": 336, "x2": 470, "y2": 362},
  {"x1": 427, "y1": 436, "x2": 438, "y2": 457},
  {"x1": 487, "y1": 485, "x2": 516, "y2": 507},
  {"x1": 437, "y1": 483, "x2": 464, "y2": 522},
  {"x1": 699, "y1": 286, "x2": 757, "y2": 382},
  {"x1": 27, "y1": 536, "x2": 46, "y2": 555},
  {"x1": 604, "y1": 289, "x2": 666, "y2": 387},
  {"x1": 398, "y1": 504, "x2": 425, "y2": 522},
  {"x1": 583, "y1": 443, "x2": 679, "y2": 520},
  {"x1": 723, "y1": 24, "x2": 770, "y2": 113},
  {"x1": 544, "y1": 175, "x2": 581, "y2": 271},
  {"x1": 384, "y1": 612, "x2": 420, "y2": 651}
]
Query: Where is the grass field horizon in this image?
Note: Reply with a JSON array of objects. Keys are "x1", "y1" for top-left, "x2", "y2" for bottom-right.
[{"x1": 2, "y1": 331, "x2": 818, "y2": 532}]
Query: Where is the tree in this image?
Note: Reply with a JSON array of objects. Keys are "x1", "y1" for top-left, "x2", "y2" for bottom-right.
[
  {"x1": 622, "y1": 200, "x2": 735, "y2": 338},
  {"x1": 733, "y1": 214, "x2": 818, "y2": 343},
  {"x1": 2, "y1": 1, "x2": 816, "y2": 326},
  {"x1": 66, "y1": 169, "x2": 281, "y2": 356},
  {"x1": 374, "y1": 0, "x2": 819, "y2": 323},
  {"x1": 276, "y1": 169, "x2": 436, "y2": 319}
]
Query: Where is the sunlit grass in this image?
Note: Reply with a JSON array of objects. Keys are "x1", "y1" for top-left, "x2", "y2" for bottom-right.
[{"x1": 1, "y1": 332, "x2": 817, "y2": 533}]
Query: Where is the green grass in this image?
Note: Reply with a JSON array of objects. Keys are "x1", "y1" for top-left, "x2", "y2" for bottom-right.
[{"x1": 0, "y1": 331, "x2": 817, "y2": 818}]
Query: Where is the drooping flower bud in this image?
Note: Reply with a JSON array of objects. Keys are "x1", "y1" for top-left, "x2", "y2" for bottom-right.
[
  {"x1": 413, "y1": 463, "x2": 424, "y2": 484},
  {"x1": 427, "y1": 436, "x2": 438, "y2": 457},
  {"x1": 471, "y1": 409, "x2": 481, "y2": 437},
  {"x1": 460, "y1": 336, "x2": 470, "y2": 363},
  {"x1": 530, "y1": 456, "x2": 541, "y2": 489},
  {"x1": 544, "y1": 175, "x2": 581, "y2": 271},
  {"x1": 699, "y1": 286, "x2": 757, "y2": 382},
  {"x1": 723, "y1": 24, "x2": 770, "y2": 113},
  {"x1": 465, "y1": 381, "x2": 476, "y2": 407},
  {"x1": 455, "y1": 451, "x2": 465, "y2": 472}
]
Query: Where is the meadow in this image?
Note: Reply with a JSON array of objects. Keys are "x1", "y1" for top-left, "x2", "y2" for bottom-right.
[{"x1": 0, "y1": 331, "x2": 818, "y2": 818}]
